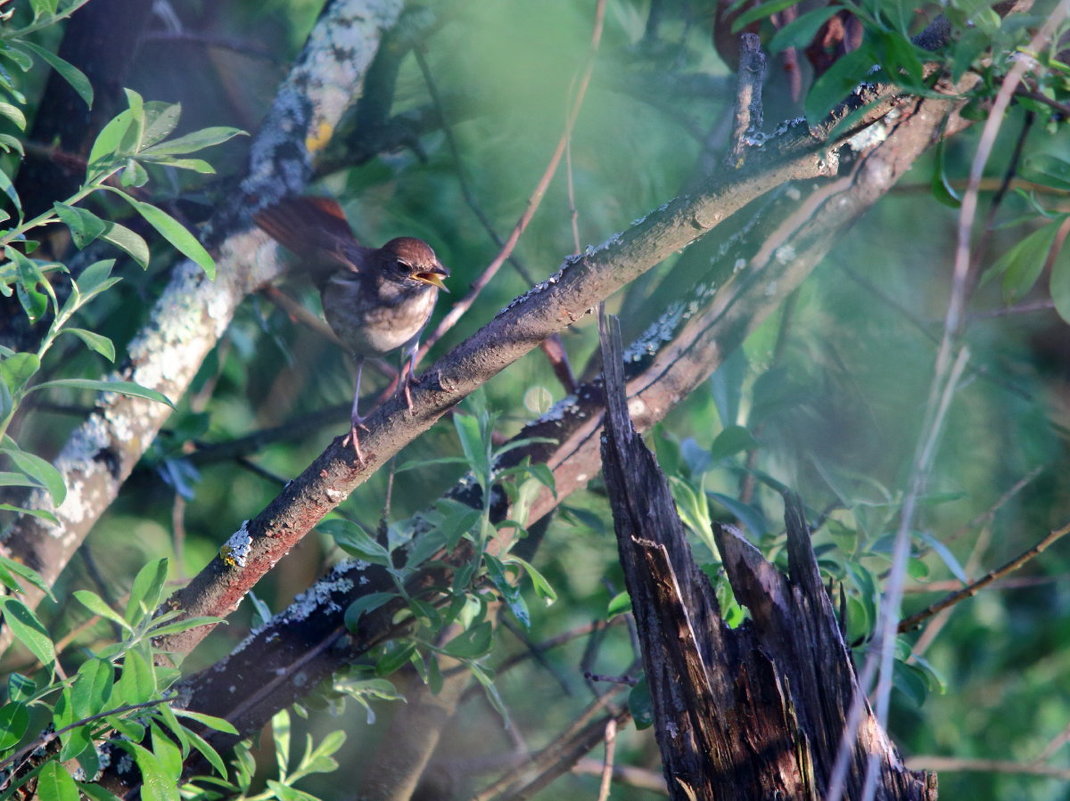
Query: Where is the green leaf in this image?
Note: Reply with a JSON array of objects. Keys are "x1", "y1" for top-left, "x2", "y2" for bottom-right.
[
  {"x1": 177, "y1": 724, "x2": 228, "y2": 778},
  {"x1": 171, "y1": 708, "x2": 238, "y2": 735},
  {"x1": 0, "y1": 132, "x2": 25, "y2": 156},
  {"x1": 145, "y1": 614, "x2": 222, "y2": 638},
  {"x1": 53, "y1": 202, "x2": 107, "y2": 248},
  {"x1": 607, "y1": 591, "x2": 632, "y2": 618},
  {"x1": 486, "y1": 554, "x2": 529, "y2": 628},
  {"x1": 709, "y1": 425, "x2": 759, "y2": 461},
  {"x1": 454, "y1": 412, "x2": 491, "y2": 486},
  {"x1": 114, "y1": 647, "x2": 157, "y2": 707},
  {"x1": 0, "y1": 42, "x2": 34, "y2": 71},
  {"x1": 768, "y1": 5, "x2": 839, "y2": 52},
  {"x1": 707, "y1": 491, "x2": 768, "y2": 537},
  {"x1": 1024, "y1": 153, "x2": 1070, "y2": 192},
  {"x1": 8, "y1": 672, "x2": 36, "y2": 703},
  {"x1": 71, "y1": 657, "x2": 114, "y2": 719},
  {"x1": 319, "y1": 519, "x2": 391, "y2": 565},
  {"x1": 986, "y1": 220, "x2": 1061, "y2": 302},
  {"x1": 3, "y1": 446, "x2": 65, "y2": 505},
  {"x1": 29, "y1": 378, "x2": 174, "y2": 408},
  {"x1": 0, "y1": 162, "x2": 21, "y2": 214},
  {"x1": 100, "y1": 220, "x2": 150, "y2": 268},
  {"x1": 628, "y1": 677, "x2": 654, "y2": 729},
  {"x1": 930, "y1": 140, "x2": 961, "y2": 209},
  {"x1": 13, "y1": 41, "x2": 92, "y2": 108},
  {"x1": 343, "y1": 592, "x2": 397, "y2": 633},
  {"x1": 139, "y1": 126, "x2": 246, "y2": 157},
  {"x1": 142, "y1": 157, "x2": 215, "y2": 174},
  {"x1": 0, "y1": 503, "x2": 58, "y2": 524},
  {"x1": 120, "y1": 158, "x2": 149, "y2": 188},
  {"x1": 466, "y1": 660, "x2": 510, "y2": 725},
  {"x1": 0, "y1": 553, "x2": 54, "y2": 600},
  {"x1": 121, "y1": 89, "x2": 146, "y2": 153},
  {"x1": 75, "y1": 259, "x2": 119, "y2": 299},
  {"x1": 118, "y1": 740, "x2": 179, "y2": 801},
  {"x1": 1048, "y1": 231, "x2": 1070, "y2": 324},
  {"x1": 732, "y1": 0, "x2": 803, "y2": 31},
  {"x1": 873, "y1": 29, "x2": 924, "y2": 89},
  {"x1": 151, "y1": 724, "x2": 184, "y2": 783},
  {"x1": 77, "y1": 782, "x2": 124, "y2": 801},
  {"x1": 502, "y1": 553, "x2": 557, "y2": 604},
  {"x1": 0, "y1": 597, "x2": 55, "y2": 666},
  {"x1": 442, "y1": 620, "x2": 494, "y2": 659},
  {"x1": 87, "y1": 109, "x2": 136, "y2": 178},
  {"x1": 125, "y1": 557, "x2": 170, "y2": 623},
  {"x1": 37, "y1": 762, "x2": 80, "y2": 801},
  {"x1": 0, "y1": 702, "x2": 29, "y2": 749},
  {"x1": 0, "y1": 102, "x2": 26, "y2": 131},
  {"x1": 805, "y1": 45, "x2": 877, "y2": 126},
  {"x1": 74, "y1": 589, "x2": 132, "y2": 632},
  {"x1": 141, "y1": 102, "x2": 183, "y2": 148},
  {"x1": 8, "y1": 248, "x2": 50, "y2": 322},
  {"x1": 374, "y1": 641, "x2": 417, "y2": 676},
  {"x1": 114, "y1": 192, "x2": 215, "y2": 278},
  {"x1": 60, "y1": 328, "x2": 116, "y2": 361},
  {"x1": 432, "y1": 503, "x2": 481, "y2": 550}
]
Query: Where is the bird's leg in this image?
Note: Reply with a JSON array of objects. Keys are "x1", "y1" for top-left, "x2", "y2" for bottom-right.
[
  {"x1": 341, "y1": 358, "x2": 370, "y2": 462},
  {"x1": 398, "y1": 339, "x2": 420, "y2": 413}
]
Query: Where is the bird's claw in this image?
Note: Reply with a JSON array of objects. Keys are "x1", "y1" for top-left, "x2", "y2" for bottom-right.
[{"x1": 341, "y1": 419, "x2": 371, "y2": 463}]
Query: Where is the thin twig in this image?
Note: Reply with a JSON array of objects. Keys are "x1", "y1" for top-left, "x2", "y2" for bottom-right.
[
  {"x1": 898, "y1": 521, "x2": 1070, "y2": 632},
  {"x1": 947, "y1": 465, "x2": 1043, "y2": 543},
  {"x1": 412, "y1": 48, "x2": 535, "y2": 287},
  {"x1": 596, "y1": 718, "x2": 617, "y2": 801},
  {"x1": 905, "y1": 755, "x2": 1070, "y2": 780},
  {"x1": 417, "y1": 0, "x2": 607, "y2": 360},
  {"x1": 828, "y1": 11, "x2": 1070, "y2": 799}
]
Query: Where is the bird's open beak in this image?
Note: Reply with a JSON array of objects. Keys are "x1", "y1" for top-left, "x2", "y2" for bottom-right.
[{"x1": 415, "y1": 263, "x2": 449, "y2": 292}]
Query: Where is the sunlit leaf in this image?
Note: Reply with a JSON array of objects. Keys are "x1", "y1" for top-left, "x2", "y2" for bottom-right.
[
  {"x1": 29, "y1": 378, "x2": 174, "y2": 408},
  {"x1": 60, "y1": 327, "x2": 116, "y2": 361},
  {"x1": 0, "y1": 597, "x2": 54, "y2": 666},
  {"x1": 139, "y1": 126, "x2": 246, "y2": 157},
  {"x1": 112, "y1": 192, "x2": 215, "y2": 278},
  {"x1": 13, "y1": 41, "x2": 92, "y2": 107}
]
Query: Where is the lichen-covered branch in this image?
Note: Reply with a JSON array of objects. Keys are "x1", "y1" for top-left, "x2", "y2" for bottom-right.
[
  {"x1": 0, "y1": 0, "x2": 404, "y2": 634},
  {"x1": 143, "y1": 81, "x2": 972, "y2": 756}
]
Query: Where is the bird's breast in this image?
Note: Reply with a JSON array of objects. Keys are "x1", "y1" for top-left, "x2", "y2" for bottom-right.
[{"x1": 321, "y1": 273, "x2": 438, "y2": 356}]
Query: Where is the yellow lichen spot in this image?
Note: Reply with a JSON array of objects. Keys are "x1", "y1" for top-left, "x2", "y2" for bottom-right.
[
  {"x1": 305, "y1": 121, "x2": 333, "y2": 153},
  {"x1": 219, "y1": 544, "x2": 237, "y2": 568}
]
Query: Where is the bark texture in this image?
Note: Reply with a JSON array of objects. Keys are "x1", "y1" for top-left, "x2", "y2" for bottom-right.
[{"x1": 599, "y1": 317, "x2": 937, "y2": 800}]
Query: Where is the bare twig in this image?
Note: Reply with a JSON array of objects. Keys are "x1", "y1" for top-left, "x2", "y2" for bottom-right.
[
  {"x1": 417, "y1": 0, "x2": 607, "y2": 358},
  {"x1": 596, "y1": 718, "x2": 617, "y2": 801},
  {"x1": 829, "y1": 9, "x2": 1070, "y2": 800},
  {"x1": 898, "y1": 521, "x2": 1070, "y2": 632},
  {"x1": 905, "y1": 756, "x2": 1070, "y2": 780}
]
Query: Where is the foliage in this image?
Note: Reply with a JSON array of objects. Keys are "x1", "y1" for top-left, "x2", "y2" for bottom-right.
[{"x1": 3, "y1": 1, "x2": 1070, "y2": 800}]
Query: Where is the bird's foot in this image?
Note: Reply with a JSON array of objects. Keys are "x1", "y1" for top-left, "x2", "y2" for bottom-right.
[
  {"x1": 398, "y1": 373, "x2": 419, "y2": 415},
  {"x1": 341, "y1": 419, "x2": 371, "y2": 463}
]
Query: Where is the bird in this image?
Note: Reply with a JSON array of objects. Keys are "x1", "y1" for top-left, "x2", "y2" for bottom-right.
[{"x1": 254, "y1": 196, "x2": 449, "y2": 462}]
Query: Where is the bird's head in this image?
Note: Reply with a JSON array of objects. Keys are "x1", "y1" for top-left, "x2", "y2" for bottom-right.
[{"x1": 377, "y1": 237, "x2": 449, "y2": 291}]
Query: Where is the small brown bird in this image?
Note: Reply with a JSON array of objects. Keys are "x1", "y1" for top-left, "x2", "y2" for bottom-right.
[{"x1": 254, "y1": 196, "x2": 449, "y2": 461}]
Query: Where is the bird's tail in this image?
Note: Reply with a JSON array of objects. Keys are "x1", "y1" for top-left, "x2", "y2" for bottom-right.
[{"x1": 254, "y1": 196, "x2": 365, "y2": 285}]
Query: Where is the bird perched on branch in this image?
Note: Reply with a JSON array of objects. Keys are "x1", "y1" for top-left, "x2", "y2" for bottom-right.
[{"x1": 255, "y1": 196, "x2": 449, "y2": 462}]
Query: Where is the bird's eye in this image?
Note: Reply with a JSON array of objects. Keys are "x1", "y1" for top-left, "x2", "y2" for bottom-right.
[{"x1": 395, "y1": 259, "x2": 413, "y2": 272}]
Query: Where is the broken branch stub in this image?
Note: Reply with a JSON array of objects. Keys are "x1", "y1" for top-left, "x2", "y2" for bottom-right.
[{"x1": 597, "y1": 315, "x2": 935, "y2": 801}]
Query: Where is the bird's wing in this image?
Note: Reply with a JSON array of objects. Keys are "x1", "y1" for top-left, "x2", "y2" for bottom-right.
[{"x1": 254, "y1": 196, "x2": 365, "y2": 280}]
